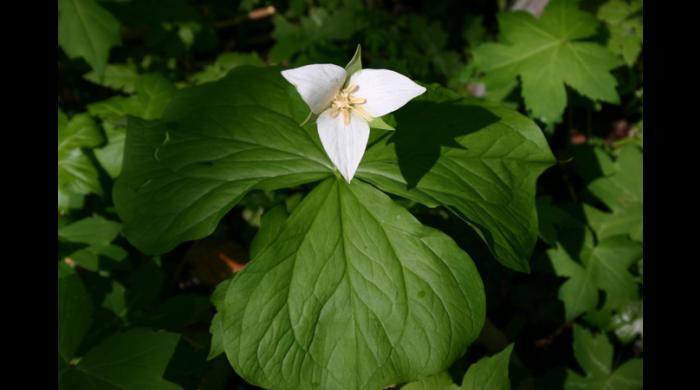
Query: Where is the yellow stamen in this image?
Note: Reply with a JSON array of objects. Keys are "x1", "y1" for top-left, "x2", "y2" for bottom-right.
[{"x1": 329, "y1": 84, "x2": 373, "y2": 126}]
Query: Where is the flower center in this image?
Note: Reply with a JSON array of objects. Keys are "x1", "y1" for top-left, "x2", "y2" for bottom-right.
[{"x1": 330, "y1": 84, "x2": 373, "y2": 125}]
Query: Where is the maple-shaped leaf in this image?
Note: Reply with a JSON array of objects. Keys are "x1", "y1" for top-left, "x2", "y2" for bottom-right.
[
  {"x1": 597, "y1": 0, "x2": 643, "y2": 66},
  {"x1": 566, "y1": 325, "x2": 642, "y2": 389},
  {"x1": 584, "y1": 144, "x2": 642, "y2": 242},
  {"x1": 473, "y1": 0, "x2": 623, "y2": 123},
  {"x1": 548, "y1": 229, "x2": 641, "y2": 319}
]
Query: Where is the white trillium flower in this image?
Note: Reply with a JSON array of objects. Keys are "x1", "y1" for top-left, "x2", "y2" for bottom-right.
[{"x1": 281, "y1": 64, "x2": 426, "y2": 182}]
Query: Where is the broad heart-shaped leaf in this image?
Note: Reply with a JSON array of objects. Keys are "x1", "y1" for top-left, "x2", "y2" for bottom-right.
[
  {"x1": 549, "y1": 229, "x2": 642, "y2": 319},
  {"x1": 357, "y1": 85, "x2": 554, "y2": 272},
  {"x1": 114, "y1": 67, "x2": 333, "y2": 255},
  {"x1": 58, "y1": 0, "x2": 121, "y2": 78},
  {"x1": 60, "y1": 328, "x2": 182, "y2": 390},
  {"x1": 584, "y1": 144, "x2": 642, "y2": 242},
  {"x1": 473, "y1": 0, "x2": 623, "y2": 123},
  {"x1": 566, "y1": 326, "x2": 642, "y2": 390},
  {"x1": 221, "y1": 177, "x2": 486, "y2": 390},
  {"x1": 59, "y1": 110, "x2": 104, "y2": 211}
]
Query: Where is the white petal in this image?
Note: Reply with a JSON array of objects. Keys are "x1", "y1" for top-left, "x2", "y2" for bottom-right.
[
  {"x1": 316, "y1": 109, "x2": 370, "y2": 182},
  {"x1": 348, "y1": 69, "x2": 426, "y2": 118},
  {"x1": 281, "y1": 64, "x2": 347, "y2": 114}
]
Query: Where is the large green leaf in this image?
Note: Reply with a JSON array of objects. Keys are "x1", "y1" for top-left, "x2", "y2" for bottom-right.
[
  {"x1": 60, "y1": 328, "x2": 182, "y2": 390},
  {"x1": 549, "y1": 229, "x2": 642, "y2": 319},
  {"x1": 58, "y1": 0, "x2": 121, "y2": 77},
  {"x1": 473, "y1": 0, "x2": 622, "y2": 123},
  {"x1": 357, "y1": 86, "x2": 554, "y2": 272},
  {"x1": 566, "y1": 326, "x2": 642, "y2": 389},
  {"x1": 221, "y1": 177, "x2": 486, "y2": 390},
  {"x1": 59, "y1": 111, "x2": 104, "y2": 211},
  {"x1": 113, "y1": 67, "x2": 333, "y2": 254}
]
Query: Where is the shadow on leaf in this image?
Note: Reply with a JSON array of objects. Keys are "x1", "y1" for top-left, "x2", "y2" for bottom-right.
[{"x1": 390, "y1": 99, "x2": 500, "y2": 188}]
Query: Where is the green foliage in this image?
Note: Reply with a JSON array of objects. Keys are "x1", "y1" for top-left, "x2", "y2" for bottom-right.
[
  {"x1": 59, "y1": 272, "x2": 181, "y2": 389},
  {"x1": 58, "y1": 110, "x2": 104, "y2": 212},
  {"x1": 359, "y1": 86, "x2": 555, "y2": 271},
  {"x1": 58, "y1": 0, "x2": 121, "y2": 77},
  {"x1": 88, "y1": 74, "x2": 178, "y2": 177},
  {"x1": 113, "y1": 67, "x2": 332, "y2": 255},
  {"x1": 474, "y1": 0, "x2": 623, "y2": 123},
  {"x1": 84, "y1": 63, "x2": 140, "y2": 93},
  {"x1": 58, "y1": 215, "x2": 126, "y2": 271},
  {"x1": 549, "y1": 229, "x2": 642, "y2": 320},
  {"x1": 584, "y1": 145, "x2": 643, "y2": 242},
  {"x1": 220, "y1": 177, "x2": 485, "y2": 390},
  {"x1": 566, "y1": 326, "x2": 642, "y2": 389},
  {"x1": 60, "y1": 328, "x2": 182, "y2": 389},
  {"x1": 58, "y1": 0, "x2": 643, "y2": 388},
  {"x1": 598, "y1": 0, "x2": 643, "y2": 66},
  {"x1": 59, "y1": 274, "x2": 93, "y2": 369},
  {"x1": 190, "y1": 52, "x2": 265, "y2": 85},
  {"x1": 403, "y1": 344, "x2": 513, "y2": 389}
]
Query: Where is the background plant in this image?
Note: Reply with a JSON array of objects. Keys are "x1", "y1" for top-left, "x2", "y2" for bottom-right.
[{"x1": 58, "y1": 0, "x2": 643, "y2": 389}]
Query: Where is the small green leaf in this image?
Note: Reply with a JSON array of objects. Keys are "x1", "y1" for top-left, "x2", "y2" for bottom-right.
[
  {"x1": 58, "y1": 0, "x2": 121, "y2": 77},
  {"x1": 402, "y1": 344, "x2": 514, "y2": 389},
  {"x1": 208, "y1": 278, "x2": 233, "y2": 361},
  {"x1": 60, "y1": 328, "x2": 182, "y2": 390},
  {"x1": 58, "y1": 112, "x2": 104, "y2": 207},
  {"x1": 191, "y1": 52, "x2": 265, "y2": 85},
  {"x1": 473, "y1": 0, "x2": 623, "y2": 122},
  {"x1": 369, "y1": 116, "x2": 396, "y2": 131},
  {"x1": 84, "y1": 63, "x2": 140, "y2": 93},
  {"x1": 59, "y1": 274, "x2": 93, "y2": 366},
  {"x1": 60, "y1": 216, "x2": 125, "y2": 271},
  {"x1": 402, "y1": 372, "x2": 459, "y2": 390},
  {"x1": 59, "y1": 216, "x2": 122, "y2": 246},
  {"x1": 549, "y1": 230, "x2": 642, "y2": 319},
  {"x1": 344, "y1": 44, "x2": 362, "y2": 76},
  {"x1": 94, "y1": 122, "x2": 127, "y2": 178},
  {"x1": 221, "y1": 178, "x2": 486, "y2": 390},
  {"x1": 90, "y1": 74, "x2": 177, "y2": 178},
  {"x1": 598, "y1": 0, "x2": 643, "y2": 66},
  {"x1": 460, "y1": 344, "x2": 513, "y2": 390},
  {"x1": 566, "y1": 325, "x2": 642, "y2": 390},
  {"x1": 585, "y1": 145, "x2": 643, "y2": 242}
]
